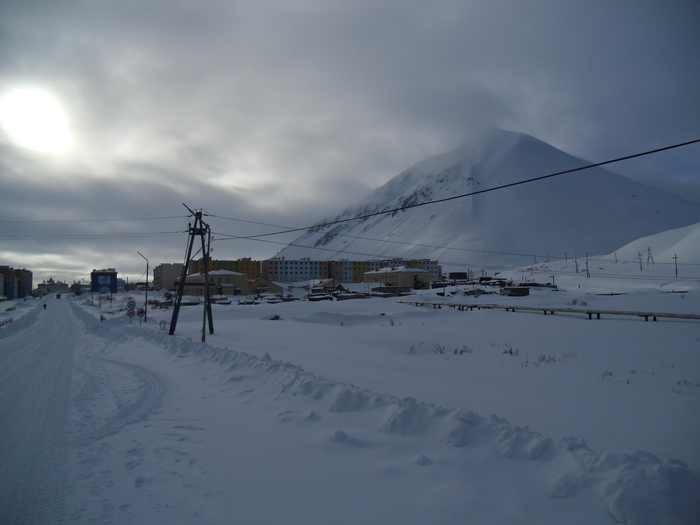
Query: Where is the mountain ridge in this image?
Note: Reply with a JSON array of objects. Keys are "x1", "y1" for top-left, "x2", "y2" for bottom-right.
[{"x1": 277, "y1": 129, "x2": 700, "y2": 270}]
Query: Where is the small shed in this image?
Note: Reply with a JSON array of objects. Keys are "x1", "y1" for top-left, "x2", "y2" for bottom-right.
[
  {"x1": 247, "y1": 278, "x2": 283, "y2": 296},
  {"x1": 310, "y1": 278, "x2": 346, "y2": 294}
]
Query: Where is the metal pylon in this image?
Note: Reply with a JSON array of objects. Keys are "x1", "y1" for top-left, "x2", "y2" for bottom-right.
[{"x1": 169, "y1": 205, "x2": 214, "y2": 341}]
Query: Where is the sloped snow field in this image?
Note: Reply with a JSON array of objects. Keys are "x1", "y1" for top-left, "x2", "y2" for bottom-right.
[{"x1": 1, "y1": 261, "x2": 699, "y2": 524}]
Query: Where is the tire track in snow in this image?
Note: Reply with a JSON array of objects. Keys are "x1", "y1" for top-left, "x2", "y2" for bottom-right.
[
  {"x1": 71, "y1": 357, "x2": 164, "y2": 446},
  {"x1": 64, "y1": 304, "x2": 171, "y2": 524}
]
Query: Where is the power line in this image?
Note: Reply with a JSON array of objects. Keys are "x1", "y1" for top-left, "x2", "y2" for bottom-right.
[
  {"x1": 0, "y1": 231, "x2": 183, "y2": 240},
  {"x1": 210, "y1": 137, "x2": 700, "y2": 241},
  {"x1": 206, "y1": 137, "x2": 700, "y2": 273},
  {"x1": 211, "y1": 219, "x2": 700, "y2": 268},
  {"x1": 210, "y1": 214, "x2": 549, "y2": 260},
  {"x1": 0, "y1": 215, "x2": 187, "y2": 224},
  {"x1": 211, "y1": 230, "x2": 700, "y2": 282}
]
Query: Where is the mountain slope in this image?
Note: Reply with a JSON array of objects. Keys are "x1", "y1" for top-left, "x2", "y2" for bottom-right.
[
  {"x1": 277, "y1": 129, "x2": 700, "y2": 269},
  {"x1": 613, "y1": 221, "x2": 700, "y2": 265}
]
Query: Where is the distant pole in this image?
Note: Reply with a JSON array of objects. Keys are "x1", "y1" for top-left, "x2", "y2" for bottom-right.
[
  {"x1": 137, "y1": 251, "x2": 149, "y2": 323},
  {"x1": 647, "y1": 247, "x2": 654, "y2": 266},
  {"x1": 638, "y1": 252, "x2": 643, "y2": 271},
  {"x1": 673, "y1": 254, "x2": 678, "y2": 278}
]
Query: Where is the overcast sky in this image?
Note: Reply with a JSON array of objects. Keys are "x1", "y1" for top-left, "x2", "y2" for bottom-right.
[{"x1": 1, "y1": 0, "x2": 698, "y2": 284}]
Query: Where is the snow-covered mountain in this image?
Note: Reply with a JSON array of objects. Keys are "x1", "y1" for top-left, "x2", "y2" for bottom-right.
[
  {"x1": 613, "y1": 221, "x2": 700, "y2": 265},
  {"x1": 276, "y1": 128, "x2": 700, "y2": 270}
]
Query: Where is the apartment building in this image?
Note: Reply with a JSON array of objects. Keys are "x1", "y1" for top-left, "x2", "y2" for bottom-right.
[
  {"x1": 262, "y1": 258, "x2": 330, "y2": 282},
  {"x1": 263, "y1": 258, "x2": 440, "y2": 283},
  {"x1": 0, "y1": 266, "x2": 33, "y2": 299},
  {"x1": 153, "y1": 263, "x2": 184, "y2": 290}
]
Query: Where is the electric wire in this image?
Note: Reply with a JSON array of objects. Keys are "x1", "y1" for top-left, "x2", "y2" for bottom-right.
[
  {"x1": 6, "y1": 138, "x2": 698, "y2": 282},
  {"x1": 0, "y1": 215, "x2": 187, "y2": 224},
  {"x1": 210, "y1": 219, "x2": 700, "y2": 268},
  {"x1": 211, "y1": 230, "x2": 699, "y2": 282},
  {"x1": 0, "y1": 231, "x2": 183, "y2": 240},
  {"x1": 208, "y1": 137, "x2": 700, "y2": 240}
]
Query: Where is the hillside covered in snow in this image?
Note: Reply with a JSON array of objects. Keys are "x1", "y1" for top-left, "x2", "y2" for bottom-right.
[{"x1": 277, "y1": 129, "x2": 700, "y2": 271}]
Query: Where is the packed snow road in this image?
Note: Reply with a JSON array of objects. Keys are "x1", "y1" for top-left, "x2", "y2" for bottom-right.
[
  {"x1": 0, "y1": 300, "x2": 76, "y2": 524},
  {"x1": 0, "y1": 300, "x2": 162, "y2": 524}
]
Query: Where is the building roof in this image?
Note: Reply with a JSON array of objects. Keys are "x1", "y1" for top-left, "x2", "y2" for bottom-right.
[
  {"x1": 309, "y1": 278, "x2": 341, "y2": 286},
  {"x1": 188, "y1": 269, "x2": 245, "y2": 277},
  {"x1": 364, "y1": 266, "x2": 429, "y2": 275}
]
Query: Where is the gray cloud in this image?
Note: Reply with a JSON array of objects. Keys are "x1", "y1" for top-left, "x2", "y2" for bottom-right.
[{"x1": 0, "y1": 0, "x2": 698, "y2": 282}]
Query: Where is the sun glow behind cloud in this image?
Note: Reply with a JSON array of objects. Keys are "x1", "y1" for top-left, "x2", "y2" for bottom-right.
[{"x1": 0, "y1": 88, "x2": 72, "y2": 153}]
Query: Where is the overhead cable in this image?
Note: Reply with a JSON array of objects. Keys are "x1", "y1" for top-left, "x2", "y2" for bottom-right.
[{"x1": 211, "y1": 137, "x2": 700, "y2": 240}]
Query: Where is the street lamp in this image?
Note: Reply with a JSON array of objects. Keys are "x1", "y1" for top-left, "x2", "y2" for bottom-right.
[{"x1": 137, "y1": 251, "x2": 149, "y2": 323}]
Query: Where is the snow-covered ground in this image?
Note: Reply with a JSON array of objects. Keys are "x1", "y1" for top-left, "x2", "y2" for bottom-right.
[{"x1": 1, "y1": 257, "x2": 698, "y2": 524}]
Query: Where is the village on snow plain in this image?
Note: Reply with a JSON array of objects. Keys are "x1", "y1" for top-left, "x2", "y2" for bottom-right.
[{"x1": 2, "y1": 236, "x2": 700, "y2": 524}]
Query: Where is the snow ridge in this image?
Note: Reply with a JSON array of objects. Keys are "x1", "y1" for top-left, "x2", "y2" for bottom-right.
[
  {"x1": 0, "y1": 302, "x2": 42, "y2": 339},
  {"x1": 116, "y1": 317, "x2": 700, "y2": 525}
]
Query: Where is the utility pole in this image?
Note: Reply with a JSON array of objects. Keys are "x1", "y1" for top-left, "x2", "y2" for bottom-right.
[
  {"x1": 169, "y1": 205, "x2": 214, "y2": 341},
  {"x1": 647, "y1": 247, "x2": 654, "y2": 266},
  {"x1": 673, "y1": 254, "x2": 678, "y2": 278},
  {"x1": 137, "y1": 251, "x2": 148, "y2": 323}
]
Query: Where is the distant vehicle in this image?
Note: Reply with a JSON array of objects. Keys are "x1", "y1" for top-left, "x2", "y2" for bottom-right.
[{"x1": 56, "y1": 293, "x2": 62, "y2": 299}]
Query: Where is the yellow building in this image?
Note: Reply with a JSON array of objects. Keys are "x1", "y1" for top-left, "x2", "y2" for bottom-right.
[
  {"x1": 236, "y1": 258, "x2": 262, "y2": 279},
  {"x1": 188, "y1": 258, "x2": 261, "y2": 279},
  {"x1": 351, "y1": 261, "x2": 372, "y2": 283},
  {"x1": 181, "y1": 270, "x2": 248, "y2": 296}
]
